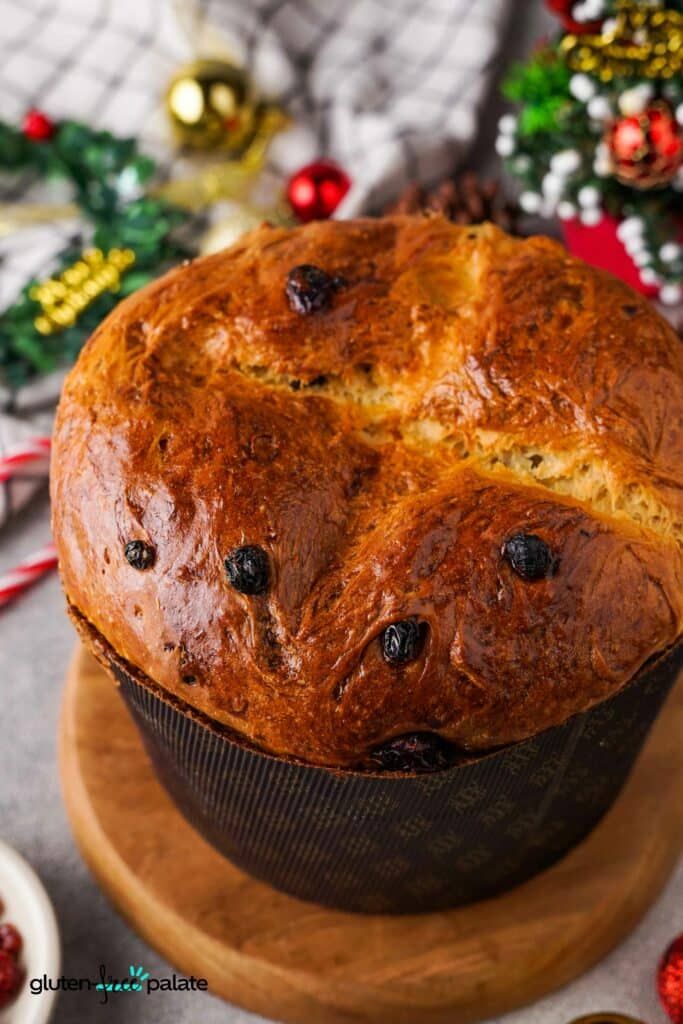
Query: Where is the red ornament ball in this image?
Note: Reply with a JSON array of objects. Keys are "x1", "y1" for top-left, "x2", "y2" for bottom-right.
[
  {"x1": 607, "y1": 102, "x2": 683, "y2": 189},
  {"x1": 660, "y1": 935, "x2": 683, "y2": 1024},
  {"x1": 545, "y1": 0, "x2": 602, "y2": 34},
  {"x1": 286, "y1": 159, "x2": 351, "y2": 222},
  {"x1": 22, "y1": 108, "x2": 55, "y2": 142}
]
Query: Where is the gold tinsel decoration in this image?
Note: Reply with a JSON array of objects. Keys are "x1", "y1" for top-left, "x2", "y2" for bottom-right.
[
  {"x1": 560, "y1": 0, "x2": 683, "y2": 81},
  {"x1": 0, "y1": 202, "x2": 78, "y2": 237},
  {"x1": 30, "y1": 247, "x2": 136, "y2": 335},
  {"x1": 154, "y1": 105, "x2": 288, "y2": 212}
]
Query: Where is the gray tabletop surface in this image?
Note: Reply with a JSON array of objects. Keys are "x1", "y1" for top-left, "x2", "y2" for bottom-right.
[{"x1": 2, "y1": 5, "x2": 681, "y2": 1023}]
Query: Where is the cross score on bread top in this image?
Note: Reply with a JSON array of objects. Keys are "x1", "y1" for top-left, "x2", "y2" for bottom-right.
[{"x1": 51, "y1": 216, "x2": 683, "y2": 769}]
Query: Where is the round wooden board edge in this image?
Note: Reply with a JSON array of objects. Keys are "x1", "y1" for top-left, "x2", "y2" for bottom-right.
[{"x1": 59, "y1": 644, "x2": 683, "y2": 1024}]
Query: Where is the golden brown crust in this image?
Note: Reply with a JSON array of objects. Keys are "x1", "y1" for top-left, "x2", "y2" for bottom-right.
[{"x1": 51, "y1": 216, "x2": 683, "y2": 767}]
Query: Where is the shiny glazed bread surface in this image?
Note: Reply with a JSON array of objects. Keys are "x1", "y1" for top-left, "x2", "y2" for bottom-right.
[{"x1": 51, "y1": 216, "x2": 683, "y2": 767}]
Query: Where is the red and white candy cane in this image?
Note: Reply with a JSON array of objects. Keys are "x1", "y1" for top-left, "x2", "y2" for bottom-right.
[
  {"x1": 0, "y1": 436, "x2": 51, "y2": 483},
  {"x1": 0, "y1": 542, "x2": 58, "y2": 608}
]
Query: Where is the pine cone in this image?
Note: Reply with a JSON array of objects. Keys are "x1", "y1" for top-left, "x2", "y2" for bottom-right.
[{"x1": 386, "y1": 171, "x2": 522, "y2": 235}]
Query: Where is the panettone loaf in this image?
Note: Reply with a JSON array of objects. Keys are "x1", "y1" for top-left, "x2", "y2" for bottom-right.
[{"x1": 51, "y1": 215, "x2": 683, "y2": 768}]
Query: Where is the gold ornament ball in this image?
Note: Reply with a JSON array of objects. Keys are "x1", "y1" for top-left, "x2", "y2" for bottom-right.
[{"x1": 166, "y1": 60, "x2": 257, "y2": 153}]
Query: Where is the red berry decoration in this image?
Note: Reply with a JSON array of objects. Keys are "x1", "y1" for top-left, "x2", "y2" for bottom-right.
[
  {"x1": 0, "y1": 897, "x2": 25, "y2": 1009},
  {"x1": 22, "y1": 108, "x2": 55, "y2": 142},
  {"x1": 659, "y1": 935, "x2": 683, "y2": 1023},
  {"x1": 0, "y1": 923, "x2": 22, "y2": 958},
  {"x1": 545, "y1": 0, "x2": 602, "y2": 34},
  {"x1": 607, "y1": 102, "x2": 683, "y2": 189},
  {"x1": 0, "y1": 950, "x2": 23, "y2": 1009},
  {"x1": 286, "y1": 159, "x2": 351, "y2": 222}
]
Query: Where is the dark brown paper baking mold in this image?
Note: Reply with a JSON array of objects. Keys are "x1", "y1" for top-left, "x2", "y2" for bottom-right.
[{"x1": 107, "y1": 642, "x2": 681, "y2": 914}]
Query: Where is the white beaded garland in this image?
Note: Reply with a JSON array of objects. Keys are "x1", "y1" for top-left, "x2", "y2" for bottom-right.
[
  {"x1": 495, "y1": 135, "x2": 515, "y2": 157},
  {"x1": 572, "y1": 0, "x2": 605, "y2": 21},
  {"x1": 578, "y1": 185, "x2": 601, "y2": 208},
  {"x1": 550, "y1": 149, "x2": 581, "y2": 176},
  {"x1": 659, "y1": 283, "x2": 682, "y2": 305},
  {"x1": 618, "y1": 83, "x2": 654, "y2": 117},
  {"x1": 569, "y1": 74, "x2": 596, "y2": 103},
  {"x1": 616, "y1": 217, "x2": 644, "y2": 242},
  {"x1": 623, "y1": 233, "x2": 647, "y2": 255},
  {"x1": 660, "y1": 243, "x2": 681, "y2": 263},
  {"x1": 542, "y1": 172, "x2": 564, "y2": 199},
  {"x1": 557, "y1": 200, "x2": 577, "y2": 220},
  {"x1": 593, "y1": 141, "x2": 612, "y2": 177},
  {"x1": 587, "y1": 96, "x2": 612, "y2": 121},
  {"x1": 580, "y1": 207, "x2": 603, "y2": 226},
  {"x1": 498, "y1": 114, "x2": 517, "y2": 135},
  {"x1": 639, "y1": 267, "x2": 660, "y2": 286},
  {"x1": 519, "y1": 191, "x2": 542, "y2": 214}
]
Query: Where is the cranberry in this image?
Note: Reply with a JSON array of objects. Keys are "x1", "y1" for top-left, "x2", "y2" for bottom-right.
[{"x1": 0, "y1": 923, "x2": 22, "y2": 958}]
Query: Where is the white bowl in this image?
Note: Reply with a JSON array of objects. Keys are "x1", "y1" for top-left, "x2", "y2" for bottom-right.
[{"x1": 0, "y1": 841, "x2": 60, "y2": 1024}]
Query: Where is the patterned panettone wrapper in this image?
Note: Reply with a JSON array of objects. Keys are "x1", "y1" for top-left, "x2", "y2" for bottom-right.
[{"x1": 110, "y1": 642, "x2": 681, "y2": 914}]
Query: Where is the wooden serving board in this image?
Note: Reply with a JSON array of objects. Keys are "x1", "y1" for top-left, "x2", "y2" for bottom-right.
[{"x1": 59, "y1": 645, "x2": 683, "y2": 1024}]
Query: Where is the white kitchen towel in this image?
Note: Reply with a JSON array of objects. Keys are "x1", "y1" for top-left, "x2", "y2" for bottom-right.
[{"x1": 0, "y1": 0, "x2": 511, "y2": 526}]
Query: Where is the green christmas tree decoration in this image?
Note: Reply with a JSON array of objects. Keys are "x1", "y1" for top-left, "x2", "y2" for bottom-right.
[
  {"x1": 0, "y1": 115, "x2": 196, "y2": 390},
  {"x1": 498, "y1": 0, "x2": 683, "y2": 305}
]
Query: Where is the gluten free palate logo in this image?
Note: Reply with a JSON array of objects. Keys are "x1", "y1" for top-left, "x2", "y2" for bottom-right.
[{"x1": 30, "y1": 964, "x2": 208, "y2": 1005}]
